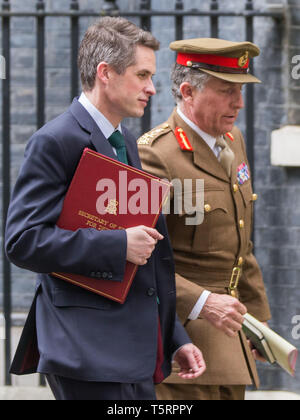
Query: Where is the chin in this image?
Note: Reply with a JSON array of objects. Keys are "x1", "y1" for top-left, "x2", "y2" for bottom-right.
[
  {"x1": 224, "y1": 124, "x2": 235, "y2": 133},
  {"x1": 134, "y1": 109, "x2": 145, "y2": 118}
]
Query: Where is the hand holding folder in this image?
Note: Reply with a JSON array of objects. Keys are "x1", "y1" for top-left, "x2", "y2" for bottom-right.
[
  {"x1": 243, "y1": 313, "x2": 298, "y2": 376},
  {"x1": 126, "y1": 225, "x2": 164, "y2": 266},
  {"x1": 52, "y1": 148, "x2": 171, "y2": 304}
]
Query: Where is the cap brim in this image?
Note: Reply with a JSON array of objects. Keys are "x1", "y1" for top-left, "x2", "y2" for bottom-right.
[{"x1": 200, "y1": 68, "x2": 261, "y2": 84}]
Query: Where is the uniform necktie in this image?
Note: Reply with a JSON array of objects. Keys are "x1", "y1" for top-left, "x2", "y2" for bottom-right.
[
  {"x1": 108, "y1": 130, "x2": 128, "y2": 165},
  {"x1": 215, "y1": 135, "x2": 235, "y2": 177}
]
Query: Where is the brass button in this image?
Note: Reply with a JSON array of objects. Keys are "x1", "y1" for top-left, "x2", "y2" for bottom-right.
[
  {"x1": 204, "y1": 204, "x2": 212, "y2": 213},
  {"x1": 230, "y1": 290, "x2": 237, "y2": 298},
  {"x1": 252, "y1": 193, "x2": 258, "y2": 201},
  {"x1": 239, "y1": 220, "x2": 245, "y2": 229},
  {"x1": 233, "y1": 184, "x2": 239, "y2": 193},
  {"x1": 238, "y1": 257, "x2": 244, "y2": 266}
]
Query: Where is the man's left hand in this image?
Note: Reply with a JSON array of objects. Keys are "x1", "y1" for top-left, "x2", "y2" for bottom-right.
[{"x1": 174, "y1": 343, "x2": 206, "y2": 379}]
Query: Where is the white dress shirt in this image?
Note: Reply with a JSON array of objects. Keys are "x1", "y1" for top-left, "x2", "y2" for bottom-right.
[{"x1": 78, "y1": 92, "x2": 122, "y2": 156}]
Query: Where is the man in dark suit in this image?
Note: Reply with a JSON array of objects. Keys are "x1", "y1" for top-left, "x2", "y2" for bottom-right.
[{"x1": 5, "y1": 17, "x2": 205, "y2": 400}]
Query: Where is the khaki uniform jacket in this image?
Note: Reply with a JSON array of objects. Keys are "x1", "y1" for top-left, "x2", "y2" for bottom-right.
[{"x1": 138, "y1": 109, "x2": 271, "y2": 386}]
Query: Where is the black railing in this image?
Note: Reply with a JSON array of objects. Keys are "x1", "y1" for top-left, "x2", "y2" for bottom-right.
[{"x1": 1, "y1": 0, "x2": 284, "y2": 386}]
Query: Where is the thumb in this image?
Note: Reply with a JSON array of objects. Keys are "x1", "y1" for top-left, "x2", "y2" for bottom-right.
[{"x1": 141, "y1": 226, "x2": 164, "y2": 241}]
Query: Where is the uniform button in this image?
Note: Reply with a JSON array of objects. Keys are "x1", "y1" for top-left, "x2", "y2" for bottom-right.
[
  {"x1": 204, "y1": 204, "x2": 212, "y2": 213},
  {"x1": 233, "y1": 184, "x2": 239, "y2": 193},
  {"x1": 239, "y1": 220, "x2": 245, "y2": 229},
  {"x1": 238, "y1": 257, "x2": 244, "y2": 266},
  {"x1": 147, "y1": 288, "x2": 156, "y2": 297},
  {"x1": 252, "y1": 193, "x2": 258, "y2": 201},
  {"x1": 230, "y1": 290, "x2": 238, "y2": 298}
]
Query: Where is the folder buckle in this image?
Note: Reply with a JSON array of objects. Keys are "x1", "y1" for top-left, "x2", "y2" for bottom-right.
[{"x1": 228, "y1": 267, "x2": 242, "y2": 298}]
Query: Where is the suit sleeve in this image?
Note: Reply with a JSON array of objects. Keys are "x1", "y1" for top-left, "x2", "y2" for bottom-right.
[{"x1": 5, "y1": 132, "x2": 127, "y2": 280}]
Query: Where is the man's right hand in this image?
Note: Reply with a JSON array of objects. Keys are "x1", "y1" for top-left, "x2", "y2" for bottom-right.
[
  {"x1": 201, "y1": 293, "x2": 247, "y2": 338},
  {"x1": 126, "y1": 225, "x2": 164, "y2": 266}
]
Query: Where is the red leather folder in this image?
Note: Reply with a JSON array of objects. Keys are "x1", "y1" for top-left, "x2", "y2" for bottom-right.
[{"x1": 52, "y1": 148, "x2": 170, "y2": 304}]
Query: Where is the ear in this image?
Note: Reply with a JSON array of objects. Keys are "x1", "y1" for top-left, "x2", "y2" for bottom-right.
[
  {"x1": 96, "y1": 62, "x2": 110, "y2": 85},
  {"x1": 180, "y1": 82, "x2": 194, "y2": 103}
]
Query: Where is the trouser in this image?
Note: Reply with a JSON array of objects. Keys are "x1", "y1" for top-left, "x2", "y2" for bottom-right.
[
  {"x1": 46, "y1": 374, "x2": 156, "y2": 401},
  {"x1": 156, "y1": 383, "x2": 246, "y2": 401}
]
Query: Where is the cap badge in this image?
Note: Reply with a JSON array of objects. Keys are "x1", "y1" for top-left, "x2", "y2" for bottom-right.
[
  {"x1": 238, "y1": 51, "x2": 249, "y2": 68},
  {"x1": 175, "y1": 127, "x2": 193, "y2": 151}
]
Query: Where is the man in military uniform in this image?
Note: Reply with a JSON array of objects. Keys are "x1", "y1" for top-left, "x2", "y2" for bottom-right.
[{"x1": 138, "y1": 38, "x2": 271, "y2": 400}]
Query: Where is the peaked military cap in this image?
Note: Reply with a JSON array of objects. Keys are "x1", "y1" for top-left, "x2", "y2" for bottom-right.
[{"x1": 170, "y1": 38, "x2": 261, "y2": 84}]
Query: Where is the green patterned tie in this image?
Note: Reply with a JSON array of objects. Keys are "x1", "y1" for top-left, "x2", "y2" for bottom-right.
[{"x1": 108, "y1": 130, "x2": 128, "y2": 165}]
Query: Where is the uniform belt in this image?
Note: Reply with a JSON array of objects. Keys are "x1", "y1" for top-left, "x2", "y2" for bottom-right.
[{"x1": 175, "y1": 263, "x2": 243, "y2": 294}]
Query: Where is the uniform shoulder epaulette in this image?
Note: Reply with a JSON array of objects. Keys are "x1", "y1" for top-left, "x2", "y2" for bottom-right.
[{"x1": 137, "y1": 123, "x2": 171, "y2": 146}]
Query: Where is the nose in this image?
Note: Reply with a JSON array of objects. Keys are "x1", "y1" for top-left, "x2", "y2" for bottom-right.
[
  {"x1": 145, "y1": 78, "x2": 156, "y2": 97},
  {"x1": 235, "y1": 90, "x2": 244, "y2": 110}
]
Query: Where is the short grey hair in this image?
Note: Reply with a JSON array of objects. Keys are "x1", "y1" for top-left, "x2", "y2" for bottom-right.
[
  {"x1": 78, "y1": 17, "x2": 160, "y2": 91},
  {"x1": 171, "y1": 63, "x2": 211, "y2": 104}
]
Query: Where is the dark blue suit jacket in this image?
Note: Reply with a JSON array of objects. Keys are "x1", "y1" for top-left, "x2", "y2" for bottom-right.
[{"x1": 5, "y1": 98, "x2": 190, "y2": 383}]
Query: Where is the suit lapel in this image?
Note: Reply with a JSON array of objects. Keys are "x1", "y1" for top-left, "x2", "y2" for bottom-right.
[
  {"x1": 70, "y1": 98, "x2": 140, "y2": 167},
  {"x1": 88, "y1": 128, "x2": 116, "y2": 159},
  {"x1": 121, "y1": 125, "x2": 142, "y2": 170},
  {"x1": 169, "y1": 109, "x2": 230, "y2": 183}
]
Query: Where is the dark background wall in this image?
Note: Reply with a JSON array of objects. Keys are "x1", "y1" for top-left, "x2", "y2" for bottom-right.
[{"x1": 0, "y1": 0, "x2": 300, "y2": 393}]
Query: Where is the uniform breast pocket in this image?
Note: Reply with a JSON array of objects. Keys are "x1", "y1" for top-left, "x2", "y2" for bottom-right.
[
  {"x1": 167, "y1": 188, "x2": 205, "y2": 253},
  {"x1": 191, "y1": 190, "x2": 229, "y2": 253},
  {"x1": 239, "y1": 181, "x2": 253, "y2": 207}
]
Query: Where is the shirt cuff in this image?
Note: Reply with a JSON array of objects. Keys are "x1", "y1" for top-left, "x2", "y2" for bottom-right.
[{"x1": 188, "y1": 290, "x2": 211, "y2": 321}]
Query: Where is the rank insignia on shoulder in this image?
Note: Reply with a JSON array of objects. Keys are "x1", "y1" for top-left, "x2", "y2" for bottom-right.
[
  {"x1": 175, "y1": 127, "x2": 193, "y2": 151},
  {"x1": 237, "y1": 162, "x2": 250, "y2": 185},
  {"x1": 137, "y1": 124, "x2": 170, "y2": 146},
  {"x1": 226, "y1": 132, "x2": 234, "y2": 142}
]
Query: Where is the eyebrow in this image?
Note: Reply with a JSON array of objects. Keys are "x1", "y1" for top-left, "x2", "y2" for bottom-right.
[{"x1": 137, "y1": 69, "x2": 155, "y2": 75}]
